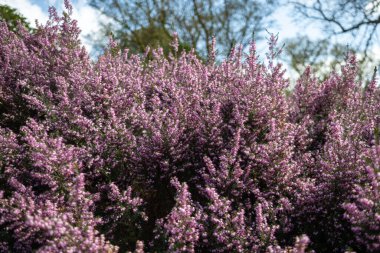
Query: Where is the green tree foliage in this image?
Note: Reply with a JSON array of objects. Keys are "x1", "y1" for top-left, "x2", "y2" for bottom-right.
[
  {"x1": 0, "y1": 4, "x2": 31, "y2": 33},
  {"x1": 90, "y1": 0, "x2": 279, "y2": 58},
  {"x1": 103, "y1": 24, "x2": 193, "y2": 59}
]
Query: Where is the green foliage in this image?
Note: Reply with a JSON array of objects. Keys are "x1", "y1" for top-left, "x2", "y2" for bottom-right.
[
  {"x1": 116, "y1": 25, "x2": 194, "y2": 58},
  {"x1": 90, "y1": 0, "x2": 278, "y2": 58},
  {"x1": 0, "y1": 4, "x2": 31, "y2": 32}
]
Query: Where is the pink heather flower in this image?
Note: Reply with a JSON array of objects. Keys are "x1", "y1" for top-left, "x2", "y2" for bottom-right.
[{"x1": 0, "y1": 1, "x2": 378, "y2": 252}]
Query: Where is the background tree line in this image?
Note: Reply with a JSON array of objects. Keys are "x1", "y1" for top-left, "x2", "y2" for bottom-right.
[{"x1": 1, "y1": 0, "x2": 379, "y2": 80}]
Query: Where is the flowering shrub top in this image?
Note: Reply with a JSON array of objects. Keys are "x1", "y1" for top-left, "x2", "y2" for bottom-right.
[{"x1": 0, "y1": 2, "x2": 379, "y2": 252}]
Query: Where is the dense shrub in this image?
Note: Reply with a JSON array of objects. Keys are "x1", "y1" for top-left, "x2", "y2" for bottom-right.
[{"x1": 0, "y1": 2, "x2": 379, "y2": 252}]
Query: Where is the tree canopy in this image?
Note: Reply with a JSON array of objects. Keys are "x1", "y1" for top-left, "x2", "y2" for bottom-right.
[
  {"x1": 0, "y1": 4, "x2": 31, "y2": 33},
  {"x1": 90, "y1": 0, "x2": 279, "y2": 57}
]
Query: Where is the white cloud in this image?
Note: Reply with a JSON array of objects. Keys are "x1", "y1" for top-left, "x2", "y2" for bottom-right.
[
  {"x1": 40, "y1": 0, "x2": 107, "y2": 52},
  {"x1": 70, "y1": 0, "x2": 109, "y2": 51},
  {"x1": 0, "y1": 0, "x2": 108, "y2": 53},
  {"x1": 372, "y1": 45, "x2": 380, "y2": 60},
  {"x1": 365, "y1": 0, "x2": 380, "y2": 14},
  {"x1": 48, "y1": 0, "x2": 57, "y2": 5},
  {"x1": 0, "y1": 0, "x2": 49, "y2": 26}
]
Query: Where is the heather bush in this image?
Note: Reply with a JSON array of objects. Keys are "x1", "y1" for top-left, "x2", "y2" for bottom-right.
[{"x1": 0, "y1": 1, "x2": 379, "y2": 252}]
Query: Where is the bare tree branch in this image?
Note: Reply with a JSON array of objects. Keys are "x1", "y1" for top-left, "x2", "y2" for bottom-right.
[{"x1": 290, "y1": 0, "x2": 380, "y2": 59}]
